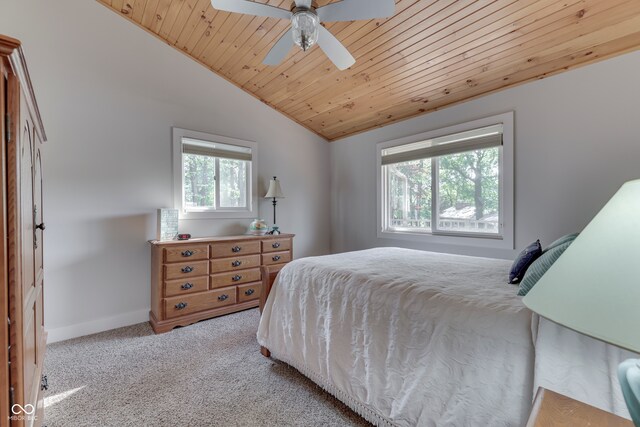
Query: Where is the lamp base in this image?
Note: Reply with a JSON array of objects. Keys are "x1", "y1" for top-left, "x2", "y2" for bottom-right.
[
  {"x1": 268, "y1": 226, "x2": 281, "y2": 235},
  {"x1": 618, "y1": 359, "x2": 640, "y2": 426}
]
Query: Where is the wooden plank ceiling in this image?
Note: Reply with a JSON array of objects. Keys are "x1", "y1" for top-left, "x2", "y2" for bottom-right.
[{"x1": 98, "y1": 0, "x2": 640, "y2": 141}]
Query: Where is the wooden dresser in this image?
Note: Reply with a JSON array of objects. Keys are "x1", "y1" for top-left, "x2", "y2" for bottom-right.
[{"x1": 149, "y1": 234, "x2": 294, "y2": 333}]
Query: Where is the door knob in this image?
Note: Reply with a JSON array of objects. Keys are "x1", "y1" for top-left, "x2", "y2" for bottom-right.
[{"x1": 36, "y1": 223, "x2": 45, "y2": 231}]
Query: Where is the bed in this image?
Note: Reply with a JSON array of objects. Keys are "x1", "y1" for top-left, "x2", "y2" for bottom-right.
[
  {"x1": 257, "y1": 247, "x2": 635, "y2": 426},
  {"x1": 257, "y1": 248, "x2": 534, "y2": 426}
]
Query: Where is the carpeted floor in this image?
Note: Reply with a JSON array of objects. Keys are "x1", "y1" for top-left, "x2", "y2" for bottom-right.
[{"x1": 43, "y1": 308, "x2": 369, "y2": 426}]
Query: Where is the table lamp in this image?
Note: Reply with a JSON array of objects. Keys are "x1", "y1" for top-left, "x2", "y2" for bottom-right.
[
  {"x1": 523, "y1": 179, "x2": 640, "y2": 426},
  {"x1": 264, "y1": 176, "x2": 285, "y2": 234}
]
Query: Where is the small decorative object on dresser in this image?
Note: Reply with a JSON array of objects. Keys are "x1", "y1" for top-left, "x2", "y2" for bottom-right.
[
  {"x1": 149, "y1": 234, "x2": 294, "y2": 333},
  {"x1": 157, "y1": 208, "x2": 179, "y2": 241},
  {"x1": 248, "y1": 218, "x2": 269, "y2": 235},
  {"x1": 265, "y1": 176, "x2": 285, "y2": 234}
]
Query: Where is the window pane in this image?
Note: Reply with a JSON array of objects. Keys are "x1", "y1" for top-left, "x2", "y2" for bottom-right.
[
  {"x1": 183, "y1": 153, "x2": 215, "y2": 210},
  {"x1": 386, "y1": 159, "x2": 432, "y2": 231},
  {"x1": 437, "y1": 147, "x2": 500, "y2": 234},
  {"x1": 219, "y1": 158, "x2": 248, "y2": 208}
]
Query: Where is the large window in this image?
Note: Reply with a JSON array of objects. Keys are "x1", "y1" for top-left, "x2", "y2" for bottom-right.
[
  {"x1": 173, "y1": 128, "x2": 258, "y2": 219},
  {"x1": 377, "y1": 113, "x2": 513, "y2": 248}
]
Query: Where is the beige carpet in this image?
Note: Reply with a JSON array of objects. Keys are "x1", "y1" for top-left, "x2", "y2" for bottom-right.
[{"x1": 43, "y1": 308, "x2": 369, "y2": 426}]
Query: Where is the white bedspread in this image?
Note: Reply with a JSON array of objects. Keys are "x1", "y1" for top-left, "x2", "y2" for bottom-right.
[{"x1": 257, "y1": 248, "x2": 534, "y2": 426}]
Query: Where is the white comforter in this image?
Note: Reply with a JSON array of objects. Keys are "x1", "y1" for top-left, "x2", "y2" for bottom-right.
[{"x1": 257, "y1": 248, "x2": 534, "y2": 426}]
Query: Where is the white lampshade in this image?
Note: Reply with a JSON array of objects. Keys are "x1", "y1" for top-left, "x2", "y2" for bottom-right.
[
  {"x1": 523, "y1": 179, "x2": 640, "y2": 353},
  {"x1": 264, "y1": 176, "x2": 285, "y2": 199}
]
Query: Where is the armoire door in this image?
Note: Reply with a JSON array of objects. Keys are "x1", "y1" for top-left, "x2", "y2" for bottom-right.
[
  {"x1": 33, "y1": 147, "x2": 43, "y2": 290},
  {"x1": 19, "y1": 89, "x2": 38, "y2": 416},
  {"x1": 7, "y1": 70, "x2": 45, "y2": 427},
  {"x1": 32, "y1": 132, "x2": 45, "y2": 421}
]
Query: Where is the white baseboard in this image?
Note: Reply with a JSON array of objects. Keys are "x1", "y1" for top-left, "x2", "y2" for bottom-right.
[{"x1": 46, "y1": 309, "x2": 149, "y2": 343}]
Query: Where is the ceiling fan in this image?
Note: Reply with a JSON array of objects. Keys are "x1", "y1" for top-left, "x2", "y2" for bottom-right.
[{"x1": 210, "y1": 0, "x2": 396, "y2": 70}]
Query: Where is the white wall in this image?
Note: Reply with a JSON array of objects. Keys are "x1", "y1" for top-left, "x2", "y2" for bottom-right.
[
  {"x1": 0, "y1": 0, "x2": 331, "y2": 342},
  {"x1": 3, "y1": 0, "x2": 640, "y2": 342},
  {"x1": 331, "y1": 50, "x2": 640, "y2": 260}
]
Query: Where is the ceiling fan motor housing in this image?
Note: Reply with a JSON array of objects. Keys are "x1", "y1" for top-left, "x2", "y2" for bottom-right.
[{"x1": 291, "y1": 7, "x2": 320, "y2": 51}]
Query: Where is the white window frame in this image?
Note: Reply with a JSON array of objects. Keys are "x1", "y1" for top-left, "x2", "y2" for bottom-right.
[
  {"x1": 376, "y1": 112, "x2": 514, "y2": 250},
  {"x1": 173, "y1": 127, "x2": 258, "y2": 220}
]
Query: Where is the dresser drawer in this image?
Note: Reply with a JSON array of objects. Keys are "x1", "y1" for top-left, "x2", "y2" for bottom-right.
[
  {"x1": 164, "y1": 287, "x2": 237, "y2": 319},
  {"x1": 211, "y1": 254, "x2": 261, "y2": 273},
  {"x1": 164, "y1": 276, "x2": 208, "y2": 297},
  {"x1": 164, "y1": 260, "x2": 209, "y2": 281},
  {"x1": 211, "y1": 241, "x2": 260, "y2": 258},
  {"x1": 262, "y1": 250, "x2": 291, "y2": 266},
  {"x1": 238, "y1": 282, "x2": 262, "y2": 303},
  {"x1": 163, "y1": 244, "x2": 209, "y2": 263},
  {"x1": 262, "y1": 238, "x2": 291, "y2": 253},
  {"x1": 210, "y1": 268, "x2": 261, "y2": 289}
]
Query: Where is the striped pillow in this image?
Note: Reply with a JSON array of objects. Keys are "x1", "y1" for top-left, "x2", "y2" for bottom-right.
[
  {"x1": 545, "y1": 232, "x2": 579, "y2": 253},
  {"x1": 517, "y1": 240, "x2": 574, "y2": 296}
]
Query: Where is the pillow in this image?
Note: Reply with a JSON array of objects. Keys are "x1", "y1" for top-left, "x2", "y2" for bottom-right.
[
  {"x1": 518, "y1": 240, "x2": 573, "y2": 296},
  {"x1": 545, "y1": 232, "x2": 579, "y2": 252},
  {"x1": 509, "y1": 240, "x2": 542, "y2": 284}
]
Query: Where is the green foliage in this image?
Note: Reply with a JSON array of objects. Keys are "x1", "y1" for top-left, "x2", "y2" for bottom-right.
[
  {"x1": 388, "y1": 147, "x2": 500, "y2": 224},
  {"x1": 439, "y1": 147, "x2": 500, "y2": 219},
  {"x1": 391, "y1": 159, "x2": 432, "y2": 222},
  {"x1": 183, "y1": 155, "x2": 248, "y2": 209},
  {"x1": 183, "y1": 153, "x2": 215, "y2": 208},
  {"x1": 219, "y1": 158, "x2": 247, "y2": 208}
]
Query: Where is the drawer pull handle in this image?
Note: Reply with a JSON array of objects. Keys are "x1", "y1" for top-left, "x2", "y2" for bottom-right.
[
  {"x1": 232, "y1": 246, "x2": 242, "y2": 253},
  {"x1": 218, "y1": 294, "x2": 229, "y2": 301},
  {"x1": 272, "y1": 255, "x2": 281, "y2": 262},
  {"x1": 175, "y1": 302, "x2": 187, "y2": 310},
  {"x1": 181, "y1": 266, "x2": 194, "y2": 273},
  {"x1": 232, "y1": 260, "x2": 242, "y2": 267},
  {"x1": 232, "y1": 275, "x2": 242, "y2": 282},
  {"x1": 181, "y1": 250, "x2": 194, "y2": 257},
  {"x1": 181, "y1": 283, "x2": 193, "y2": 290},
  {"x1": 245, "y1": 289, "x2": 255, "y2": 296},
  {"x1": 272, "y1": 242, "x2": 281, "y2": 248}
]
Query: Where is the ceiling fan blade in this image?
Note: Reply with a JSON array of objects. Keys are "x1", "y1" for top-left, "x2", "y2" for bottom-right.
[
  {"x1": 263, "y1": 28, "x2": 295, "y2": 66},
  {"x1": 317, "y1": 25, "x2": 355, "y2": 71},
  {"x1": 210, "y1": 0, "x2": 291, "y2": 20},
  {"x1": 294, "y1": 0, "x2": 312, "y2": 7},
  {"x1": 317, "y1": 0, "x2": 395, "y2": 22}
]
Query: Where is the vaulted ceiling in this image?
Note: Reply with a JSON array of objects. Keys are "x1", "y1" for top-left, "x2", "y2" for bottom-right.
[{"x1": 98, "y1": 0, "x2": 640, "y2": 140}]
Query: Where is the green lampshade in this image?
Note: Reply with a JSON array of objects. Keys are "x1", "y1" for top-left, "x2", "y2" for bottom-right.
[{"x1": 523, "y1": 179, "x2": 640, "y2": 353}]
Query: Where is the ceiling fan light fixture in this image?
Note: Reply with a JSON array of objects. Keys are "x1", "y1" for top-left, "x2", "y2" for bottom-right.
[{"x1": 291, "y1": 8, "x2": 319, "y2": 52}]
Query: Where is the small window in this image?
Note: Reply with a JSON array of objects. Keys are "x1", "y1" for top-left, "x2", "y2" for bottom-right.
[
  {"x1": 377, "y1": 113, "x2": 513, "y2": 249},
  {"x1": 173, "y1": 128, "x2": 258, "y2": 219}
]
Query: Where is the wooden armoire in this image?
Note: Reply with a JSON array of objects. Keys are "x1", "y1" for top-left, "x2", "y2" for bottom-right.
[{"x1": 0, "y1": 35, "x2": 48, "y2": 426}]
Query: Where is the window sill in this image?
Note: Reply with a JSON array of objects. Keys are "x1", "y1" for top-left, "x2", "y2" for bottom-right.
[{"x1": 378, "y1": 229, "x2": 513, "y2": 250}]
